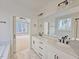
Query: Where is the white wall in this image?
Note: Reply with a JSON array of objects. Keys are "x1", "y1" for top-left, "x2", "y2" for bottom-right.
[
  {"x1": 0, "y1": 0, "x2": 37, "y2": 18},
  {"x1": 0, "y1": 16, "x2": 13, "y2": 43},
  {"x1": 31, "y1": 17, "x2": 39, "y2": 35}
]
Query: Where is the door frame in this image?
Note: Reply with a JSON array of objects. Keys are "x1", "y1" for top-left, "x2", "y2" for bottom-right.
[
  {"x1": 12, "y1": 16, "x2": 31, "y2": 59},
  {"x1": 13, "y1": 16, "x2": 16, "y2": 59}
]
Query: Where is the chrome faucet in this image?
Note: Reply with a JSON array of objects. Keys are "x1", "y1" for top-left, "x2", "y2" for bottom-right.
[{"x1": 59, "y1": 35, "x2": 70, "y2": 44}]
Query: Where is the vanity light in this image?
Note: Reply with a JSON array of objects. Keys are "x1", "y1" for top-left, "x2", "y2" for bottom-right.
[
  {"x1": 75, "y1": 18, "x2": 79, "y2": 20},
  {"x1": 16, "y1": 17, "x2": 25, "y2": 20},
  {"x1": 20, "y1": 17, "x2": 25, "y2": 20},
  {"x1": 58, "y1": 0, "x2": 68, "y2": 7},
  {"x1": 38, "y1": 13, "x2": 44, "y2": 16},
  {"x1": 0, "y1": 21, "x2": 6, "y2": 24}
]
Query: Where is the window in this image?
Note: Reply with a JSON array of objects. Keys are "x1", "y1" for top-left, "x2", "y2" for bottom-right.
[
  {"x1": 16, "y1": 18, "x2": 29, "y2": 34},
  {"x1": 58, "y1": 18, "x2": 71, "y2": 31},
  {"x1": 44, "y1": 22, "x2": 49, "y2": 35}
]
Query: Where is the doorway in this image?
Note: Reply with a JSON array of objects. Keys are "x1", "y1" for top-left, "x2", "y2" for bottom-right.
[
  {"x1": 75, "y1": 18, "x2": 79, "y2": 40},
  {"x1": 13, "y1": 16, "x2": 31, "y2": 59}
]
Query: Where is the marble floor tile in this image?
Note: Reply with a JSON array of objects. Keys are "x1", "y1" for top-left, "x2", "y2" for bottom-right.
[{"x1": 16, "y1": 49, "x2": 40, "y2": 59}]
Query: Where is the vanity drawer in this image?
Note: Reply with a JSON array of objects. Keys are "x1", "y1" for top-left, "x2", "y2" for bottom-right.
[
  {"x1": 38, "y1": 50, "x2": 48, "y2": 59},
  {"x1": 38, "y1": 43, "x2": 48, "y2": 52}
]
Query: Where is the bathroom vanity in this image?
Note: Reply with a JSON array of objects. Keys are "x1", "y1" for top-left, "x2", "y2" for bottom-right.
[
  {"x1": 32, "y1": 36, "x2": 79, "y2": 59},
  {"x1": 32, "y1": 7, "x2": 79, "y2": 59}
]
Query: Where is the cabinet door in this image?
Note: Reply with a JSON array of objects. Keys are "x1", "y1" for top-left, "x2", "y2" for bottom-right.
[
  {"x1": 32, "y1": 37, "x2": 38, "y2": 53},
  {"x1": 57, "y1": 50, "x2": 76, "y2": 59},
  {"x1": 38, "y1": 42, "x2": 48, "y2": 59},
  {"x1": 32, "y1": 37, "x2": 39, "y2": 47},
  {"x1": 47, "y1": 45, "x2": 57, "y2": 59},
  {"x1": 38, "y1": 50, "x2": 48, "y2": 59},
  {"x1": 32, "y1": 37, "x2": 36, "y2": 49}
]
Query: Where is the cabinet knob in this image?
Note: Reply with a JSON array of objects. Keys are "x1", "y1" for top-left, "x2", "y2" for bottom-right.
[
  {"x1": 57, "y1": 56, "x2": 58, "y2": 59},
  {"x1": 33, "y1": 41, "x2": 35, "y2": 44},
  {"x1": 54, "y1": 55, "x2": 56, "y2": 59}
]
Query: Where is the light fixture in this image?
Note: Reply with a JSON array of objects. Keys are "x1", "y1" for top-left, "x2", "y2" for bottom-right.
[
  {"x1": 58, "y1": 0, "x2": 68, "y2": 7},
  {"x1": 38, "y1": 13, "x2": 44, "y2": 16},
  {"x1": 20, "y1": 17, "x2": 25, "y2": 19},
  {"x1": 75, "y1": 18, "x2": 79, "y2": 20}
]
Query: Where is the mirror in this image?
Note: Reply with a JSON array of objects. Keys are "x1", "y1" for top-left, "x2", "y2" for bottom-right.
[
  {"x1": 42, "y1": 15, "x2": 75, "y2": 39},
  {"x1": 44, "y1": 22, "x2": 49, "y2": 35},
  {"x1": 39, "y1": 13, "x2": 79, "y2": 40},
  {"x1": 75, "y1": 19, "x2": 79, "y2": 40},
  {"x1": 42, "y1": 16, "x2": 56, "y2": 37},
  {"x1": 55, "y1": 17, "x2": 72, "y2": 38}
]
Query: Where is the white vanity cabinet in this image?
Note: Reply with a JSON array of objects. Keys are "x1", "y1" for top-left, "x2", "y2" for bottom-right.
[
  {"x1": 47, "y1": 46, "x2": 57, "y2": 59},
  {"x1": 32, "y1": 37, "x2": 39, "y2": 54},
  {"x1": 48, "y1": 52, "x2": 76, "y2": 59},
  {"x1": 32, "y1": 36, "x2": 48, "y2": 59},
  {"x1": 56, "y1": 50, "x2": 77, "y2": 59},
  {"x1": 48, "y1": 52, "x2": 56, "y2": 59},
  {"x1": 47, "y1": 45, "x2": 77, "y2": 59},
  {"x1": 38, "y1": 40, "x2": 48, "y2": 59},
  {"x1": 38, "y1": 50, "x2": 47, "y2": 59},
  {"x1": 32, "y1": 36, "x2": 78, "y2": 59},
  {"x1": 47, "y1": 47, "x2": 77, "y2": 59}
]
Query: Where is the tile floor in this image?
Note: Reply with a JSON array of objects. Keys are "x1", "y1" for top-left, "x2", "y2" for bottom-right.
[
  {"x1": 15, "y1": 35, "x2": 40, "y2": 59},
  {"x1": 16, "y1": 48, "x2": 40, "y2": 59}
]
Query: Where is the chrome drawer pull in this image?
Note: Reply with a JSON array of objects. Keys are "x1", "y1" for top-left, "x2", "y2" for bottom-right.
[{"x1": 39, "y1": 47, "x2": 43, "y2": 50}]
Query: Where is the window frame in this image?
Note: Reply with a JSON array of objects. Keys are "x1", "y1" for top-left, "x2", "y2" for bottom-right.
[{"x1": 16, "y1": 18, "x2": 29, "y2": 35}]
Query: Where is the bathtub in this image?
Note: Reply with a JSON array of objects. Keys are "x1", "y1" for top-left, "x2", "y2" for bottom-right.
[{"x1": 0, "y1": 42, "x2": 10, "y2": 59}]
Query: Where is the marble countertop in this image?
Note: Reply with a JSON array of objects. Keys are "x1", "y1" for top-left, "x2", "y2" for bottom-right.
[{"x1": 47, "y1": 39, "x2": 78, "y2": 57}]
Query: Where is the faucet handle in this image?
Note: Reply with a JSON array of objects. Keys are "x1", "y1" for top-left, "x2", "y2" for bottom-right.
[{"x1": 58, "y1": 39, "x2": 61, "y2": 42}]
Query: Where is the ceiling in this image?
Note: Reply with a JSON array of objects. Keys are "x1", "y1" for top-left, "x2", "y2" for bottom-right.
[
  {"x1": 15, "y1": 0, "x2": 54, "y2": 12},
  {"x1": 0, "y1": 0, "x2": 55, "y2": 17}
]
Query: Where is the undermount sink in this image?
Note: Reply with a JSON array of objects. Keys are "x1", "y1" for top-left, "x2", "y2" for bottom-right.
[{"x1": 57, "y1": 42, "x2": 70, "y2": 48}]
